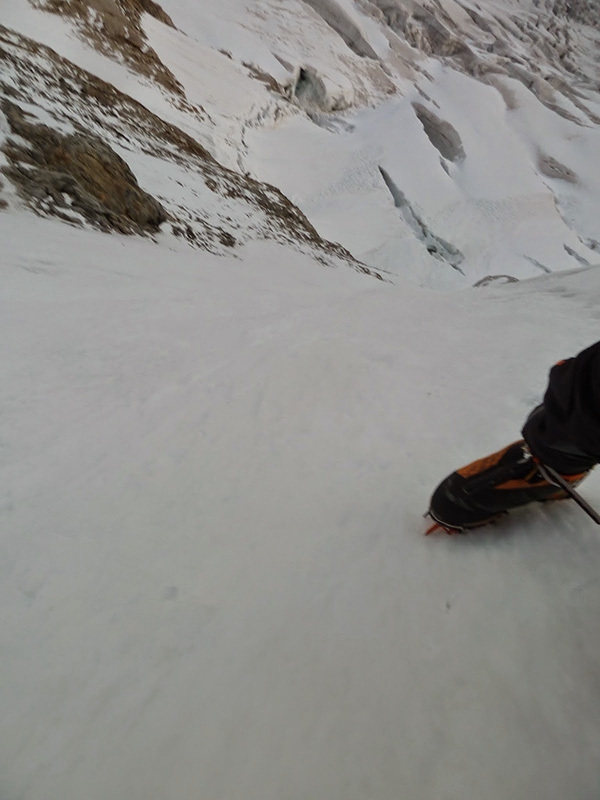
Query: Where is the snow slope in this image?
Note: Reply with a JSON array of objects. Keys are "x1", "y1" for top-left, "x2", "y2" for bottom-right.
[
  {"x1": 2, "y1": 0, "x2": 600, "y2": 798},
  {"x1": 146, "y1": 0, "x2": 600, "y2": 285},
  {"x1": 3, "y1": 0, "x2": 600, "y2": 285},
  {"x1": 3, "y1": 212, "x2": 600, "y2": 800}
]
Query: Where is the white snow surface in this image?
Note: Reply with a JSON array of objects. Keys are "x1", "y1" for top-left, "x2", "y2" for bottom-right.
[
  {"x1": 3, "y1": 213, "x2": 600, "y2": 800},
  {"x1": 145, "y1": 0, "x2": 600, "y2": 285},
  {"x1": 2, "y1": 0, "x2": 600, "y2": 798}
]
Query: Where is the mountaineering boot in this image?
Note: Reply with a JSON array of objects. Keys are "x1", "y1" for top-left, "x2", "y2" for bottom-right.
[{"x1": 427, "y1": 439, "x2": 592, "y2": 532}]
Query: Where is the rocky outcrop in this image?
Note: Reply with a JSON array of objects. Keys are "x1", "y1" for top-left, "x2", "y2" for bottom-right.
[
  {"x1": 537, "y1": 153, "x2": 578, "y2": 183},
  {"x1": 412, "y1": 103, "x2": 465, "y2": 162},
  {"x1": 2, "y1": 101, "x2": 167, "y2": 234},
  {"x1": 0, "y1": 25, "x2": 381, "y2": 276},
  {"x1": 28, "y1": 0, "x2": 182, "y2": 94}
]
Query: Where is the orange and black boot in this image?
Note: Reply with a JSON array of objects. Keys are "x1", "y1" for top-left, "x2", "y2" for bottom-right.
[{"x1": 427, "y1": 440, "x2": 592, "y2": 532}]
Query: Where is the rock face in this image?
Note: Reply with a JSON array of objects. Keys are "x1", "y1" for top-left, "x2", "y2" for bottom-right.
[
  {"x1": 412, "y1": 103, "x2": 465, "y2": 163},
  {"x1": 537, "y1": 153, "x2": 578, "y2": 183},
  {"x1": 2, "y1": 101, "x2": 167, "y2": 234},
  {"x1": 0, "y1": 24, "x2": 378, "y2": 272},
  {"x1": 29, "y1": 0, "x2": 182, "y2": 94}
]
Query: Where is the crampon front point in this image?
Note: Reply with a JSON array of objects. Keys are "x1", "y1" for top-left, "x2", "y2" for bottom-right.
[{"x1": 424, "y1": 510, "x2": 505, "y2": 535}]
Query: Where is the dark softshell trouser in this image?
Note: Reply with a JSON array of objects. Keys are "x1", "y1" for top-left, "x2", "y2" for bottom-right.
[{"x1": 522, "y1": 341, "x2": 600, "y2": 474}]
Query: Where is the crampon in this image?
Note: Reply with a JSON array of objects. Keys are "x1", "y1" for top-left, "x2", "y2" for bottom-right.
[{"x1": 424, "y1": 510, "x2": 506, "y2": 535}]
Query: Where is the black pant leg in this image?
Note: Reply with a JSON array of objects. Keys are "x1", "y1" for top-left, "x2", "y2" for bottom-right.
[{"x1": 522, "y1": 341, "x2": 600, "y2": 473}]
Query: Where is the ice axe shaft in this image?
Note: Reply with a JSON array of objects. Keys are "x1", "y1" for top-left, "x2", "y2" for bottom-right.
[{"x1": 539, "y1": 464, "x2": 600, "y2": 525}]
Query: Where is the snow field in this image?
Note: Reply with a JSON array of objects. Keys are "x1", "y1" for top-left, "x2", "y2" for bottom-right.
[
  {"x1": 2, "y1": 214, "x2": 600, "y2": 799},
  {"x1": 2, "y1": 0, "x2": 600, "y2": 796}
]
